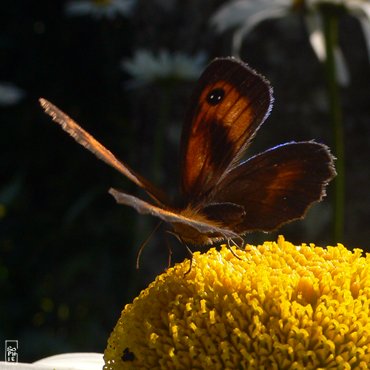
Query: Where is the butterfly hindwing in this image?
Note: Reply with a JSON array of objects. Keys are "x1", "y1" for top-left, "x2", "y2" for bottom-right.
[
  {"x1": 202, "y1": 141, "x2": 336, "y2": 232},
  {"x1": 109, "y1": 188, "x2": 238, "y2": 240}
]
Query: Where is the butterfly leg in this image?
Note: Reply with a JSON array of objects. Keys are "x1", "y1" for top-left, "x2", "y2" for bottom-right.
[
  {"x1": 227, "y1": 237, "x2": 244, "y2": 260},
  {"x1": 164, "y1": 233, "x2": 174, "y2": 269},
  {"x1": 183, "y1": 243, "x2": 194, "y2": 275},
  {"x1": 165, "y1": 230, "x2": 194, "y2": 274},
  {"x1": 136, "y1": 221, "x2": 163, "y2": 269},
  {"x1": 232, "y1": 235, "x2": 245, "y2": 249}
]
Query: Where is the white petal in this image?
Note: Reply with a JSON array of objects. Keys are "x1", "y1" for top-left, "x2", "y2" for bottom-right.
[
  {"x1": 65, "y1": 0, "x2": 134, "y2": 18},
  {"x1": 65, "y1": 2, "x2": 94, "y2": 16},
  {"x1": 232, "y1": 7, "x2": 289, "y2": 55},
  {"x1": 111, "y1": 0, "x2": 135, "y2": 14},
  {"x1": 0, "y1": 82, "x2": 25, "y2": 105},
  {"x1": 305, "y1": 13, "x2": 326, "y2": 61},
  {"x1": 121, "y1": 49, "x2": 207, "y2": 87},
  {"x1": 305, "y1": 13, "x2": 350, "y2": 85},
  {"x1": 0, "y1": 353, "x2": 104, "y2": 370},
  {"x1": 34, "y1": 353, "x2": 104, "y2": 370},
  {"x1": 347, "y1": 1, "x2": 370, "y2": 61},
  {"x1": 357, "y1": 15, "x2": 370, "y2": 60},
  {"x1": 211, "y1": 0, "x2": 291, "y2": 33},
  {"x1": 334, "y1": 47, "x2": 350, "y2": 86}
]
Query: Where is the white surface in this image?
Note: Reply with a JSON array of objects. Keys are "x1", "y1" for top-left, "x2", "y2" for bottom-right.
[{"x1": 0, "y1": 353, "x2": 104, "y2": 370}]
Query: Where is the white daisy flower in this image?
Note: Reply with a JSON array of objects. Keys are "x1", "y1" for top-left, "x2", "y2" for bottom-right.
[
  {"x1": 121, "y1": 49, "x2": 207, "y2": 87},
  {"x1": 307, "y1": 0, "x2": 370, "y2": 60},
  {"x1": 65, "y1": 0, "x2": 135, "y2": 19},
  {"x1": 0, "y1": 82, "x2": 25, "y2": 106},
  {"x1": 211, "y1": 0, "x2": 370, "y2": 85},
  {"x1": 211, "y1": 0, "x2": 291, "y2": 54}
]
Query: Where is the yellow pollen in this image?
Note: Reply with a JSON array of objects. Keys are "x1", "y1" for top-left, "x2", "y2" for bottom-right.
[{"x1": 104, "y1": 236, "x2": 370, "y2": 369}]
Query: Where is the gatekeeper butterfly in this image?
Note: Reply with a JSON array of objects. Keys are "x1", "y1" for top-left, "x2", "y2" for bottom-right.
[{"x1": 40, "y1": 57, "x2": 336, "y2": 247}]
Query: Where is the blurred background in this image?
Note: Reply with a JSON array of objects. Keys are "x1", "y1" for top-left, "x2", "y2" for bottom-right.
[{"x1": 1, "y1": 0, "x2": 369, "y2": 362}]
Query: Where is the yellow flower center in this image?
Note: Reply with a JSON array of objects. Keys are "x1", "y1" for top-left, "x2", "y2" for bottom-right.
[{"x1": 104, "y1": 236, "x2": 370, "y2": 369}]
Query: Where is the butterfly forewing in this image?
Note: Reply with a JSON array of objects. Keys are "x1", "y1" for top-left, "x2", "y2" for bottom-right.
[
  {"x1": 180, "y1": 58, "x2": 273, "y2": 202},
  {"x1": 39, "y1": 98, "x2": 169, "y2": 206}
]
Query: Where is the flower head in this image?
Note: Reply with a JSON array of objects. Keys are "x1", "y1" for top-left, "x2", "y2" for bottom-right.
[
  {"x1": 121, "y1": 49, "x2": 207, "y2": 87},
  {"x1": 211, "y1": 0, "x2": 370, "y2": 85},
  {"x1": 0, "y1": 82, "x2": 24, "y2": 106},
  {"x1": 65, "y1": 0, "x2": 135, "y2": 19},
  {"x1": 104, "y1": 236, "x2": 370, "y2": 369}
]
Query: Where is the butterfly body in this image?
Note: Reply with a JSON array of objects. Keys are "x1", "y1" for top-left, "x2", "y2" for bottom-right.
[
  {"x1": 40, "y1": 57, "x2": 336, "y2": 248},
  {"x1": 171, "y1": 219, "x2": 215, "y2": 245}
]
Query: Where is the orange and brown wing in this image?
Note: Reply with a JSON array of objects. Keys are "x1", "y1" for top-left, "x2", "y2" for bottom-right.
[
  {"x1": 202, "y1": 142, "x2": 336, "y2": 232},
  {"x1": 40, "y1": 98, "x2": 168, "y2": 205},
  {"x1": 180, "y1": 57, "x2": 272, "y2": 202}
]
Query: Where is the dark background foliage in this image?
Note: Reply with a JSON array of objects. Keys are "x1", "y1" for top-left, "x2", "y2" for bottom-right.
[{"x1": 1, "y1": 0, "x2": 369, "y2": 362}]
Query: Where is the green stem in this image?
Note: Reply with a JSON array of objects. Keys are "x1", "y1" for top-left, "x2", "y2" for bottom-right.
[{"x1": 321, "y1": 6, "x2": 345, "y2": 242}]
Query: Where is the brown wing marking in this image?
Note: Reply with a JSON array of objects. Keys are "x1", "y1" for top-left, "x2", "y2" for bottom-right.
[
  {"x1": 207, "y1": 141, "x2": 336, "y2": 232},
  {"x1": 40, "y1": 98, "x2": 168, "y2": 205}
]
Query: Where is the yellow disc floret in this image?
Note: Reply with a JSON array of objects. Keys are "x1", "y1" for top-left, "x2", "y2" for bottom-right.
[{"x1": 104, "y1": 236, "x2": 370, "y2": 369}]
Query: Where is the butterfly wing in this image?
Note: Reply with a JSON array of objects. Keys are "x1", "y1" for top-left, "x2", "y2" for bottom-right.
[
  {"x1": 39, "y1": 98, "x2": 168, "y2": 206},
  {"x1": 202, "y1": 142, "x2": 336, "y2": 232},
  {"x1": 180, "y1": 57, "x2": 272, "y2": 202},
  {"x1": 109, "y1": 188, "x2": 239, "y2": 240}
]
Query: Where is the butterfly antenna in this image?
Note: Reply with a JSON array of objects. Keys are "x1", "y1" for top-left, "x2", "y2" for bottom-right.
[{"x1": 136, "y1": 221, "x2": 163, "y2": 269}]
